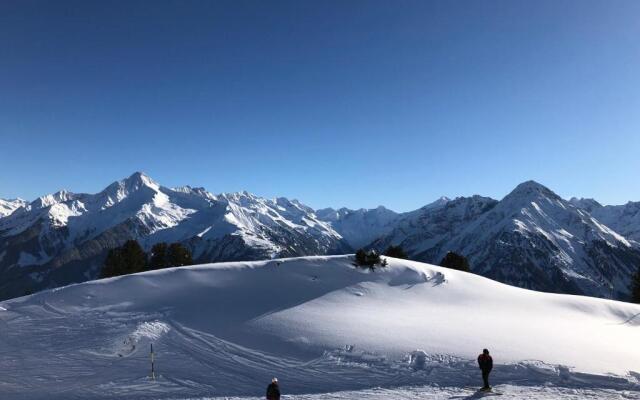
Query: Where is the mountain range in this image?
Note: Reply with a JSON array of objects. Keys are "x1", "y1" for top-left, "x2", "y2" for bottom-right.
[{"x1": 0, "y1": 172, "x2": 638, "y2": 301}]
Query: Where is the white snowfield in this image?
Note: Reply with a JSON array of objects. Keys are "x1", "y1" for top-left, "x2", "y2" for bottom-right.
[{"x1": 0, "y1": 256, "x2": 638, "y2": 399}]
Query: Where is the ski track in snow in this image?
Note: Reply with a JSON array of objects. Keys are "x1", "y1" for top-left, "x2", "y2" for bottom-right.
[{"x1": 0, "y1": 256, "x2": 639, "y2": 399}]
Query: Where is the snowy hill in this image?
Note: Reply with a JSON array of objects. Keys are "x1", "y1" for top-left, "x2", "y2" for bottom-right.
[{"x1": 0, "y1": 256, "x2": 638, "y2": 399}]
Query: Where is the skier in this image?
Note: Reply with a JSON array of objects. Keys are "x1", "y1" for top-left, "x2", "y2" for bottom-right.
[
  {"x1": 477, "y1": 348, "x2": 493, "y2": 390},
  {"x1": 266, "y1": 377, "x2": 280, "y2": 400}
]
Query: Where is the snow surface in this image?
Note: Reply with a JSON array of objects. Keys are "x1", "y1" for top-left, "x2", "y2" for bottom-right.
[{"x1": 0, "y1": 256, "x2": 638, "y2": 399}]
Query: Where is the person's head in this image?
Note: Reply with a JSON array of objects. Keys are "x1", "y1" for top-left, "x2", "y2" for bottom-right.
[
  {"x1": 272, "y1": 377, "x2": 278, "y2": 384},
  {"x1": 483, "y1": 348, "x2": 489, "y2": 355}
]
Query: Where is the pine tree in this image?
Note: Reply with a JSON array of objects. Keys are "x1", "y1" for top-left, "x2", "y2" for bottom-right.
[
  {"x1": 101, "y1": 247, "x2": 126, "y2": 278},
  {"x1": 355, "y1": 249, "x2": 368, "y2": 266},
  {"x1": 631, "y1": 266, "x2": 640, "y2": 304},
  {"x1": 100, "y1": 240, "x2": 147, "y2": 278},
  {"x1": 439, "y1": 251, "x2": 471, "y2": 272},
  {"x1": 120, "y1": 240, "x2": 147, "y2": 273},
  {"x1": 149, "y1": 242, "x2": 169, "y2": 270},
  {"x1": 354, "y1": 249, "x2": 386, "y2": 269},
  {"x1": 167, "y1": 243, "x2": 193, "y2": 267},
  {"x1": 384, "y1": 245, "x2": 408, "y2": 259}
]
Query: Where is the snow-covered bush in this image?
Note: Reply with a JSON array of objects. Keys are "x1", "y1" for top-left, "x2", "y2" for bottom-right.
[{"x1": 354, "y1": 249, "x2": 388, "y2": 269}]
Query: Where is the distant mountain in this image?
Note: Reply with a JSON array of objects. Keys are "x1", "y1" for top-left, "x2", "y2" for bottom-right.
[
  {"x1": 0, "y1": 198, "x2": 28, "y2": 218},
  {"x1": 587, "y1": 201, "x2": 640, "y2": 243},
  {"x1": 369, "y1": 182, "x2": 640, "y2": 298},
  {"x1": 569, "y1": 197, "x2": 603, "y2": 213},
  {"x1": 0, "y1": 172, "x2": 349, "y2": 300},
  {"x1": 448, "y1": 182, "x2": 640, "y2": 298},
  {"x1": 369, "y1": 195, "x2": 497, "y2": 260},
  {"x1": 315, "y1": 206, "x2": 399, "y2": 249},
  {"x1": 1, "y1": 173, "x2": 640, "y2": 301}
]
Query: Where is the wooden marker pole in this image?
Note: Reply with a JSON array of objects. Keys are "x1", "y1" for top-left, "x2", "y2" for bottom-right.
[{"x1": 151, "y1": 343, "x2": 155, "y2": 381}]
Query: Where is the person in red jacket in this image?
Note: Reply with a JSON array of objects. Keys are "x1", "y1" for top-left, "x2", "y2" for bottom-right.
[{"x1": 477, "y1": 348, "x2": 493, "y2": 390}]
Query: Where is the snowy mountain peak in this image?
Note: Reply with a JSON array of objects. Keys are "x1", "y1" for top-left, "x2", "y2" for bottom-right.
[
  {"x1": 0, "y1": 198, "x2": 28, "y2": 217},
  {"x1": 30, "y1": 189, "x2": 76, "y2": 209},
  {"x1": 96, "y1": 171, "x2": 161, "y2": 208},
  {"x1": 121, "y1": 171, "x2": 159, "y2": 191},
  {"x1": 508, "y1": 180, "x2": 558, "y2": 200},
  {"x1": 422, "y1": 196, "x2": 451, "y2": 211},
  {"x1": 172, "y1": 185, "x2": 217, "y2": 200},
  {"x1": 569, "y1": 197, "x2": 603, "y2": 212}
]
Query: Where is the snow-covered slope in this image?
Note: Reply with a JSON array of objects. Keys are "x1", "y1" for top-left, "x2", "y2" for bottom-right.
[
  {"x1": 0, "y1": 173, "x2": 348, "y2": 300},
  {"x1": 0, "y1": 256, "x2": 638, "y2": 399}
]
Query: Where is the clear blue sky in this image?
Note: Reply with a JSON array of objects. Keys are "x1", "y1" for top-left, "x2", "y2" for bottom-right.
[{"x1": 1, "y1": 0, "x2": 639, "y2": 211}]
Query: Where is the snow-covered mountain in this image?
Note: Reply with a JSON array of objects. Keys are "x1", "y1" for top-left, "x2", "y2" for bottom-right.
[
  {"x1": 588, "y1": 201, "x2": 640, "y2": 243},
  {"x1": 568, "y1": 197, "x2": 603, "y2": 213},
  {"x1": 370, "y1": 182, "x2": 640, "y2": 298},
  {"x1": 2, "y1": 173, "x2": 640, "y2": 301},
  {"x1": 0, "y1": 198, "x2": 27, "y2": 217},
  {"x1": 1, "y1": 256, "x2": 638, "y2": 399},
  {"x1": 569, "y1": 198, "x2": 640, "y2": 243},
  {"x1": 0, "y1": 172, "x2": 349, "y2": 300},
  {"x1": 450, "y1": 182, "x2": 640, "y2": 298},
  {"x1": 315, "y1": 205, "x2": 400, "y2": 248},
  {"x1": 369, "y1": 195, "x2": 497, "y2": 260}
]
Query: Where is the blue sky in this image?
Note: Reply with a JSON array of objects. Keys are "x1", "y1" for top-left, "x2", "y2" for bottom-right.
[{"x1": 1, "y1": 0, "x2": 639, "y2": 211}]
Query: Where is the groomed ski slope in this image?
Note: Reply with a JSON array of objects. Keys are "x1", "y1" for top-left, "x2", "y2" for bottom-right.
[{"x1": 0, "y1": 255, "x2": 639, "y2": 399}]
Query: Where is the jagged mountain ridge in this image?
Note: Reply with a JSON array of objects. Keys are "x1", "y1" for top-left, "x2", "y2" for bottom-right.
[
  {"x1": 1, "y1": 173, "x2": 639, "y2": 301},
  {"x1": 588, "y1": 201, "x2": 640, "y2": 243},
  {"x1": 315, "y1": 205, "x2": 400, "y2": 249},
  {"x1": 0, "y1": 198, "x2": 28, "y2": 218},
  {"x1": 0, "y1": 173, "x2": 349, "y2": 299},
  {"x1": 369, "y1": 182, "x2": 640, "y2": 298}
]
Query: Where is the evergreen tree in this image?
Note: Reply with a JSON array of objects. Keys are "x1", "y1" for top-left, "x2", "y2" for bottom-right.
[
  {"x1": 149, "y1": 242, "x2": 169, "y2": 270},
  {"x1": 439, "y1": 251, "x2": 471, "y2": 272},
  {"x1": 354, "y1": 249, "x2": 387, "y2": 269},
  {"x1": 100, "y1": 240, "x2": 147, "y2": 278},
  {"x1": 101, "y1": 247, "x2": 126, "y2": 278},
  {"x1": 631, "y1": 266, "x2": 640, "y2": 304},
  {"x1": 355, "y1": 249, "x2": 368, "y2": 266},
  {"x1": 384, "y1": 245, "x2": 408, "y2": 259},
  {"x1": 167, "y1": 243, "x2": 193, "y2": 267},
  {"x1": 120, "y1": 239, "x2": 147, "y2": 273}
]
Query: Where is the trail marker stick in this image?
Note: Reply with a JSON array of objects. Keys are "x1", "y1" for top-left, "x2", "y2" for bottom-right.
[{"x1": 151, "y1": 343, "x2": 155, "y2": 380}]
